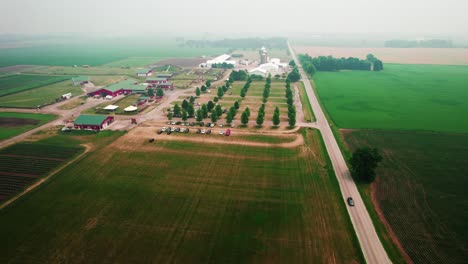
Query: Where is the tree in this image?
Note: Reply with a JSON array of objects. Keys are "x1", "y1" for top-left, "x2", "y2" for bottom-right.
[
  {"x1": 241, "y1": 110, "x2": 249, "y2": 125},
  {"x1": 147, "y1": 88, "x2": 154, "y2": 97},
  {"x1": 189, "y1": 96, "x2": 195, "y2": 104},
  {"x1": 187, "y1": 104, "x2": 195, "y2": 117},
  {"x1": 217, "y1": 87, "x2": 224, "y2": 98},
  {"x1": 366, "y1": 54, "x2": 377, "y2": 63},
  {"x1": 207, "y1": 100, "x2": 215, "y2": 112},
  {"x1": 167, "y1": 112, "x2": 173, "y2": 120},
  {"x1": 182, "y1": 110, "x2": 188, "y2": 121},
  {"x1": 229, "y1": 106, "x2": 236, "y2": 118},
  {"x1": 286, "y1": 96, "x2": 293, "y2": 106},
  {"x1": 211, "y1": 112, "x2": 218, "y2": 123},
  {"x1": 289, "y1": 60, "x2": 296, "y2": 67},
  {"x1": 173, "y1": 104, "x2": 181, "y2": 117},
  {"x1": 240, "y1": 88, "x2": 246, "y2": 98},
  {"x1": 245, "y1": 107, "x2": 250, "y2": 117},
  {"x1": 181, "y1": 100, "x2": 189, "y2": 111},
  {"x1": 196, "y1": 109, "x2": 203, "y2": 122},
  {"x1": 215, "y1": 104, "x2": 223, "y2": 117},
  {"x1": 349, "y1": 148, "x2": 383, "y2": 182},
  {"x1": 374, "y1": 60, "x2": 384, "y2": 71},
  {"x1": 256, "y1": 111, "x2": 264, "y2": 126},
  {"x1": 195, "y1": 87, "x2": 201, "y2": 97},
  {"x1": 201, "y1": 104, "x2": 208, "y2": 118},
  {"x1": 201, "y1": 85, "x2": 207, "y2": 92},
  {"x1": 287, "y1": 67, "x2": 301, "y2": 82},
  {"x1": 213, "y1": 96, "x2": 219, "y2": 102},
  {"x1": 156, "y1": 88, "x2": 164, "y2": 97},
  {"x1": 234, "y1": 101, "x2": 240, "y2": 110},
  {"x1": 288, "y1": 113, "x2": 296, "y2": 127},
  {"x1": 273, "y1": 106, "x2": 280, "y2": 126},
  {"x1": 226, "y1": 112, "x2": 233, "y2": 123},
  {"x1": 286, "y1": 78, "x2": 291, "y2": 85},
  {"x1": 206, "y1": 80, "x2": 212, "y2": 87}
]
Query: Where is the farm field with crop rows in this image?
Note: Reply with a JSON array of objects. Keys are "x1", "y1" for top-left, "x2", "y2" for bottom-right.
[
  {"x1": 0, "y1": 142, "x2": 82, "y2": 201},
  {"x1": 0, "y1": 129, "x2": 362, "y2": 263}
]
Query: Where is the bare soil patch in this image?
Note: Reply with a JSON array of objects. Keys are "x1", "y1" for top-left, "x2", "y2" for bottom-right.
[
  {"x1": 0, "y1": 117, "x2": 39, "y2": 127},
  {"x1": 294, "y1": 46, "x2": 468, "y2": 65}
]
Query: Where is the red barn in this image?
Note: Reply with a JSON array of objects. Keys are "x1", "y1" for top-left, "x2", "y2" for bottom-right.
[
  {"x1": 73, "y1": 115, "x2": 114, "y2": 131},
  {"x1": 88, "y1": 79, "x2": 138, "y2": 97}
]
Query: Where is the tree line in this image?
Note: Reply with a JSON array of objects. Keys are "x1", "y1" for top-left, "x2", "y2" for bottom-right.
[
  {"x1": 298, "y1": 54, "x2": 384, "y2": 75},
  {"x1": 285, "y1": 78, "x2": 296, "y2": 127}
]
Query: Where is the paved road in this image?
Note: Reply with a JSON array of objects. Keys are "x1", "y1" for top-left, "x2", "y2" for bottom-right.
[{"x1": 288, "y1": 42, "x2": 392, "y2": 264}]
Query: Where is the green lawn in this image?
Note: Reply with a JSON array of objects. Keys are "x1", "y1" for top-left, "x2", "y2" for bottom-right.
[
  {"x1": 0, "y1": 80, "x2": 83, "y2": 108},
  {"x1": 314, "y1": 64, "x2": 468, "y2": 132},
  {"x1": 0, "y1": 74, "x2": 69, "y2": 97},
  {"x1": 0, "y1": 129, "x2": 362, "y2": 263},
  {"x1": 344, "y1": 129, "x2": 468, "y2": 264},
  {"x1": 0, "y1": 112, "x2": 56, "y2": 141}
]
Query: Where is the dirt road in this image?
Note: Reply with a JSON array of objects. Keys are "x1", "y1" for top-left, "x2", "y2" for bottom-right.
[{"x1": 288, "y1": 42, "x2": 392, "y2": 264}]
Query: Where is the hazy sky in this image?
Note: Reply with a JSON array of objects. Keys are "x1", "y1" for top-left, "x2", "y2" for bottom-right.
[{"x1": 1, "y1": 0, "x2": 467, "y2": 37}]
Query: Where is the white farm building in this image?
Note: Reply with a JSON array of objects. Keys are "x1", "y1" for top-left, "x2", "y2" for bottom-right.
[{"x1": 200, "y1": 54, "x2": 236, "y2": 68}]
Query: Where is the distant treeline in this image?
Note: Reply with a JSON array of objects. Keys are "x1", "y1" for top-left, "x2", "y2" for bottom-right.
[
  {"x1": 298, "y1": 54, "x2": 383, "y2": 75},
  {"x1": 385, "y1": 39, "x2": 453, "y2": 48},
  {"x1": 211, "y1": 62, "x2": 234, "y2": 69},
  {"x1": 183, "y1": 37, "x2": 288, "y2": 49}
]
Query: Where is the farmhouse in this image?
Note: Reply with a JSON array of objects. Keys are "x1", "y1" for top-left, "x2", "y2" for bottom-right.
[
  {"x1": 136, "y1": 68, "x2": 153, "y2": 77},
  {"x1": 72, "y1": 76, "x2": 89, "y2": 86},
  {"x1": 157, "y1": 82, "x2": 174, "y2": 89},
  {"x1": 87, "y1": 79, "x2": 140, "y2": 97},
  {"x1": 73, "y1": 115, "x2": 114, "y2": 131}
]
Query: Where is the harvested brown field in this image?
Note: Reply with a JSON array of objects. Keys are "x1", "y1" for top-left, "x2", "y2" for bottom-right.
[
  {"x1": 294, "y1": 46, "x2": 468, "y2": 65},
  {"x1": 155, "y1": 58, "x2": 208, "y2": 68},
  {"x1": 0, "y1": 117, "x2": 39, "y2": 127}
]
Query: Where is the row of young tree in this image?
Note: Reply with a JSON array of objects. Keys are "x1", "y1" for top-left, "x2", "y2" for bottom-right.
[
  {"x1": 298, "y1": 54, "x2": 384, "y2": 75},
  {"x1": 262, "y1": 75, "x2": 272, "y2": 103},
  {"x1": 285, "y1": 78, "x2": 296, "y2": 127},
  {"x1": 146, "y1": 88, "x2": 165, "y2": 97},
  {"x1": 240, "y1": 77, "x2": 252, "y2": 98}
]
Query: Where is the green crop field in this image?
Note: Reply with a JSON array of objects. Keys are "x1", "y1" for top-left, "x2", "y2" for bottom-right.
[
  {"x1": 0, "y1": 112, "x2": 56, "y2": 141},
  {"x1": 0, "y1": 74, "x2": 69, "y2": 97},
  {"x1": 0, "y1": 40, "x2": 227, "y2": 67},
  {"x1": 344, "y1": 129, "x2": 468, "y2": 264},
  {"x1": 0, "y1": 129, "x2": 362, "y2": 263},
  {"x1": 314, "y1": 64, "x2": 468, "y2": 133},
  {"x1": 0, "y1": 80, "x2": 83, "y2": 108}
]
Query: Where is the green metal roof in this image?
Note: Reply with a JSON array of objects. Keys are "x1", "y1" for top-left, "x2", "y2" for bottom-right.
[
  {"x1": 72, "y1": 76, "x2": 88, "y2": 82},
  {"x1": 136, "y1": 68, "x2": 152, "y2": 74},
  {"x1": 146, "y1": 77, "x2": 167, "y2": 81},
  {"x1": 74, "y1": 115, "x2": 108, "y2": 126},
  {"x1": 126, "y1": 84, "x2": 146, "y2": 91},
  {"x1": 103, "y1": 79, "x2": 138, "y2": 92},
  {"x1": 157, "y1": 82, "x2": 173, "y2": 86}
]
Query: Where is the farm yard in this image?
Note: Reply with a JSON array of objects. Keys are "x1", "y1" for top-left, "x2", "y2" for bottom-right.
[
  {"x1": 0, "y1": 74, "x2": 69, "y2": 97},
  {"x1": 0, "y1": 142, "x2": 83, "y2": 202},
  {"x1": 84, "y1": 94, "x2": 148, "y2": 115},
  {"x1": 0, "y1": 79, "x2": 83, "y2": 108},
  {"x1": 0, "y1": 112, "x2": 56, "y2": 141},
  {"x1": 313, "y1": 63, "x2": 468, "y2": 133},
  {"x1": 0, "y1": 129, "x2": 362, "y2": 263},
  {"x1": 344, "y1": 129, "x2": 468, "y2": 264},
  {"x1": 294, "y1": 46, "x2": 468, "y2": 65}
]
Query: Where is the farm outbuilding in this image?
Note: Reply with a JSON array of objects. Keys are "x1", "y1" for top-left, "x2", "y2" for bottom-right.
[
  {"x1": 73, "y1": 115, "x2": 114, "y2": 131},
  {"x1": 157, "y1": 73, "x2": 173, "y2": 78},
  {"x1": 157, "y1": 82, "x2": 174, "y2": 89},
  {"x1": 72, "y1": 76, "x2": 89, "y2": 86},
  {"x1": 136, "y1": 68, "x2": 153, "y2": 77},
  {"x1": 146, "y1": 77, "x2": 169, "y2": 86}
]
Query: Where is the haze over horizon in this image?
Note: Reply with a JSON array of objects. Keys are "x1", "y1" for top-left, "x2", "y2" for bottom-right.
[{"x1": 1, "y1": 0, "x2": 467, "y2": 38}]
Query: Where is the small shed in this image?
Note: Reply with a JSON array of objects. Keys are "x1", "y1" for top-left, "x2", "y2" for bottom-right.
[
  {"x1": 136, "y1": 68, "x2": 153, "y2": 77},
  {"x1": 124, "y1": 106, "x2": 138, "y2": 112},
  {"x1": 72, "y1": 76, "x2": 89, "y2": 86},
  {"x1": 103, "y1": 105, "x2": 119, "y2": 111}
]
